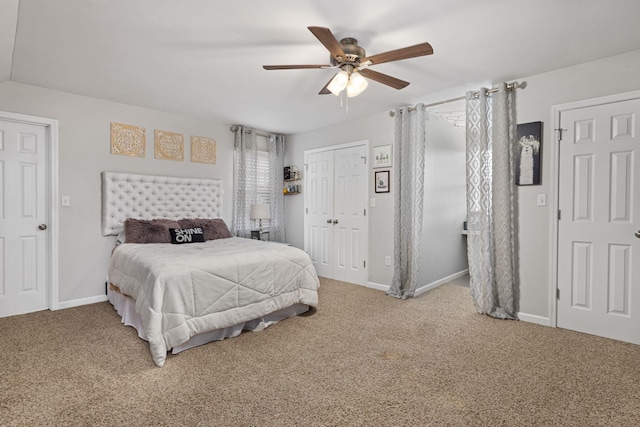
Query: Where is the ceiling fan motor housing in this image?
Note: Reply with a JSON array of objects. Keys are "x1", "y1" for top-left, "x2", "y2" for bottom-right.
[{"x1": 330, "y1": 37, "x2": 366, "y2": 66}]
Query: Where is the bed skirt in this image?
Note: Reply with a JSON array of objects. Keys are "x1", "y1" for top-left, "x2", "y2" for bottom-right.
[{"x1": 107, "y1": 284, "x2": 310, "y2": 354}]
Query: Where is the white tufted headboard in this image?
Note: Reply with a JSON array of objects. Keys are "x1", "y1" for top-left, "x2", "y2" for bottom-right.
[{"x1": 101, "y1": 171, "x2": 224, "y2": 236}]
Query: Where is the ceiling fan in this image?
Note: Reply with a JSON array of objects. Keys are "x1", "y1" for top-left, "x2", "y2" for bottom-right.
[{"x1": 263, "y1": 26, "x2": 433, "y2": 97}]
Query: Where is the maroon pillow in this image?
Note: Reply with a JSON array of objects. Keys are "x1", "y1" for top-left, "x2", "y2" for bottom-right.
[
  {"x1": 124, "y1": 218, "x2": 180, "y2": 243},
  {"x1": 177, "y1": 218, "x2": 233, "y2": 241}
]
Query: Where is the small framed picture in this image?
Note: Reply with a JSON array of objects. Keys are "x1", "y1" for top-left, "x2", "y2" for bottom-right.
[
  {"x1": 373, "y1": 144, "x2": 392, "y2": 168},
  {"x1": 375, "y1": 170, "x2": 390, "y2": 193},
  {"x1": 515, "y1": 121, "x2": 542, "y2": 186}
]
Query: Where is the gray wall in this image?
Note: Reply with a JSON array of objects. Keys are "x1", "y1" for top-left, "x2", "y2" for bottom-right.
[
  {"x1": 284, "y1": 110, "x2": 468, "y2": 287},
  {"x1": 3, "y1": 47, "x2": 640, "y2": 319},
  {"x1": 0, "y1": 81, "x2": 234, "y2": 304},
  {"x1": 420, "y1": 115, "x2": 467, "y2": 285},
  {"x1": 286, "y1": 48, "x2": 640, "y2": 320},
  {"x1": 285, "y1": 111, "x2": 396, "y2": 286},
  {"x1": 513, "y1": 48, "x2": 640, "y2": 319}
]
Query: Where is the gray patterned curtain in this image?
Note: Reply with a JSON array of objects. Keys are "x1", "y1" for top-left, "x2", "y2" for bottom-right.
[
  {"x1": 232, "y1": 126, "x2": 257, "y2": 238},
  {"x1": 268, "y1": 134, "x2": 286, "y2": 242},
  {"x1": 387, "y1": 104, "x2": 426, "y2": 299},
  {"x1": 465, "y1": 83, "x2": 518, "y2": 319}
]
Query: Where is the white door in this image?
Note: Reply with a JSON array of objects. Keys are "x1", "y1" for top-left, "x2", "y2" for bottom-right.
[
  {"x1": 0, "y1": 119, "x2": 49, "y2": 317},
  {"x1": 305, "y1": 150, "x2": 334, "y2": 278},
  {"x1": 304, "y1": 144, "x2": 368, "y2": 284},
  {"x1": 557, "y1": 98, "x2": 640, "y2": 343}
]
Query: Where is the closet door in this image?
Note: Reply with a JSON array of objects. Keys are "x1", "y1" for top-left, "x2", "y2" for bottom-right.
[
  {"x1": 304, "y1": 144, "x2": 368, "y2": 285},
  {"x1": 332, "y1": 145, "x2": 367, "y2": 284}
]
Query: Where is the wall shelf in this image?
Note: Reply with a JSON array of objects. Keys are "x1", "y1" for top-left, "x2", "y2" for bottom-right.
[{"x1": 284, "y1": 165, "x2": 301, "y2": 195}]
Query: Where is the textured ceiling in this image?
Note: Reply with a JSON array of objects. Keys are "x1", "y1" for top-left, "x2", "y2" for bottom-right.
[{"x1": 4, "y1": 0, "x2": 640, "y2": 134}]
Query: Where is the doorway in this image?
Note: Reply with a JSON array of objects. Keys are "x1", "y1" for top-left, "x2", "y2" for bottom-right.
[
  {"x1": 0, "y1": 111, "x2": 58, "y2": 317},
  {"x1": 553, "y1": 92, "x2": 640, "y2": 343},
  {"x1": 304, "y1": 141, "x2": 368, "y2": 285}
]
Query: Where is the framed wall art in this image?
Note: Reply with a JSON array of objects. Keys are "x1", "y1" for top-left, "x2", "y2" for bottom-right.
[
  {"x1": 191, "y1": 136, "x2": 217, "y2": 164},
  {"x1": 154, "y1": 129, "x2": 184, "y2": 161},
  {"x1": 110, "y1": 122, "x2": 146, "y2": 157},
  {"x1": 375, "y1": 170, "x2": 390, "y2": 193},
  {"x1": 373, "y1": 144, "x2": 392, "y2": 168},
  {"x1": 515, "y1": 121, "x2": 542, "y2": 186}
]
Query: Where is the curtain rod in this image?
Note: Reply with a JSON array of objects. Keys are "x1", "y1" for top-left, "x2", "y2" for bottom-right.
[
  {"x1": 229, "y1": 126, "x2": 270, "y2": 138},
  {"x1": 388, "y1": 81, "x2": 522, "y2": 117}
]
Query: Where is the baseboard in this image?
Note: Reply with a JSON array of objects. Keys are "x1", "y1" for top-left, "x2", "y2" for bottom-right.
[
  {"x1": 55, "y1": 294, "x2": 109, "y2": 311},
  {"x1": 365, "y1": 281, "x2": 390, "y2": 292},
  {"x1": 366, "y1": 269, "x2": 470, "y2": 296},
  {"x1": 517, "y1": 312, "x2": 550, "y2": 326},
  {"x1": 415, "y1": 269, "x2": 469, "y2": 297}
]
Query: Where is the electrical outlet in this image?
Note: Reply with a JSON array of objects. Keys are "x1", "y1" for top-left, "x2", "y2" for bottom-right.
[{"x1": 385, "y1": 256, "x2": 391, "y2": 266}]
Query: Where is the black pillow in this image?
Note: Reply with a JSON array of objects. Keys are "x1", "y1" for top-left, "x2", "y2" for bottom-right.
[{"x1": 169, "y1": 227, "x2": 205, "y2": 244}]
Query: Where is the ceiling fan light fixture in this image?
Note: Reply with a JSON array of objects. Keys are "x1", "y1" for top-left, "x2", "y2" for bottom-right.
[
  {"x1": 327, "y1": 70, "x2": 349, "y2": 96},
  {"x1": 346, "y1": 71, "x2": 368, "y2": 97}
]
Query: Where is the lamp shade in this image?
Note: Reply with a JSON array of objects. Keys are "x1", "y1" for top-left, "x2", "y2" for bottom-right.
[
  {"x1": 250, "y1": 203, "x2": 271, "y2": 220},
  {"x1": 346, "y1": 71, "x2": 368, "y2": 97},
  {"x1": 327, "y1": 70, "x2": 349, "y2": 96}
]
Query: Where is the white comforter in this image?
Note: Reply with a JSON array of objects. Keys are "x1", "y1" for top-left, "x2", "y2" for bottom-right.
[{"x1": 108, "y1": 237, "x2": 320, "y2": 366}]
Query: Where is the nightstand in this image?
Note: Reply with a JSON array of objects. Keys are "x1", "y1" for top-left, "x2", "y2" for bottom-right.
[{"x1": 251, "y1": 230, "x2": 270, "y2": 241}]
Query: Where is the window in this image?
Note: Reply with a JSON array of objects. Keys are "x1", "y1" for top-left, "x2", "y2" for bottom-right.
[{"x1": 255, "y1": 136, "x2": 271, "y2": 229}]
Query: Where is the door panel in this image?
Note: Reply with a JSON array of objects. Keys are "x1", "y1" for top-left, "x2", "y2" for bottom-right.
[
  {"x1": 0, "y1": 120, "x2": 48, "y2": 317},
  {"x1": 557, "y1": 98, "x2": 640, "y2": 343},
  {"x1": 332, "y1": 145, "x2": 366, "y2": 284},
  {"x1": 305, "y1": 150, "x2": 333, "y2": 278}
]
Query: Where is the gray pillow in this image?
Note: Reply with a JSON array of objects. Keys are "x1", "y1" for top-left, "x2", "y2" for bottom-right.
[
  {"x1": 177, "y1": 218, "x2": 233, "y2": 241},
  {"x1": 124, "y1": 218, "x2": 180, "y2": 243}
]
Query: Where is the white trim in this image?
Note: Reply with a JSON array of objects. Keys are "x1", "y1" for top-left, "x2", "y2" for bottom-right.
[
  {"x1": 548, "y1": 106, "x2": 561, "y2": 328},
  {"x1": 517, "y1": 312, "x2": 550, "y2": 326},
  {"x1": 304, "y1": 139, "x2": 369, "y2": 155},
  {"x1": 56, "y1": 295, "x2": 109, "y2": 310},
  {"x1": 0, "y1": 111, "x2": 60, "y2": 311},
  {"x1": 365, "y1": 281, "x2": 390, "y2": 292},
  {"x1": 415, "y1": 269, "x2": 469, "y2": 296},
  {"x1": 549, "y1": 89, "x2": 640, "y2": 329},
  {"x1": 367, "y1": 269, "x2": 470, "y2": 295}
]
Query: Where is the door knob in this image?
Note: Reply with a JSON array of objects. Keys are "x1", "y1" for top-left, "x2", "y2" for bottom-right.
[
  {"x1": 38, "y1": 224, "x2": 47, "y2": 231},
  {"x1": 635, "y1": 230, "x2": 640, "y2": 239},
  {"x1": 333, "y1": 219, "x2": 339, "y2": 224},
  {"x1": 326, "y1": 219, "x2": 332, "y2": 224}
]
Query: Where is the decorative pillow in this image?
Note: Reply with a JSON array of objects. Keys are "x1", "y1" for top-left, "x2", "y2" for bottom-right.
[
  {"x1": 124, "y1": 218, "x2": 180, "y2": 244},
  {"x1": 178, "y1": 218, "x2": 233, "y2": 241},
  {"x1": 169, "y1": 227, "x2": 205, "y2": 244}
]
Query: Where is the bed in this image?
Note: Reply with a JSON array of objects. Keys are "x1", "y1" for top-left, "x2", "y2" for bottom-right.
[{"x1": 102, "y1": 172, "x2": 320, "y2": 366}]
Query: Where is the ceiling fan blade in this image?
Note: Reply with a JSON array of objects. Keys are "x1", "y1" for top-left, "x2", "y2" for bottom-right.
[
  {"x1": 361, "y1": 42, "x2": 433, "y2": 66},
  {"x1": 263, "y1": 64, "x2": 328, "y2": 70},
  {"x1": 318, "y1": 74, "x2": 337, "y2": 95},
  {"x1": 308, "y1": 26, "x2": 346, "y2": 61},
  {"x1": 358, "y1": 68, "x2": 410, "y2": 90}
]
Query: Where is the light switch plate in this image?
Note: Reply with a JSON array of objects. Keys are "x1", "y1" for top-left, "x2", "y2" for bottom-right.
[
  {"x1": 536, "y1": 194, "x2": 546, "y2": 206},
  {"x1": 61, "y1": 195, "x2": 71, "y2": 206}
]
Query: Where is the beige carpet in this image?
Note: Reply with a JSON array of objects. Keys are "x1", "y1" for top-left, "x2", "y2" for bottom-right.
[{"x1": 2, "y1": 278, "x2": 640, "y2": 426}]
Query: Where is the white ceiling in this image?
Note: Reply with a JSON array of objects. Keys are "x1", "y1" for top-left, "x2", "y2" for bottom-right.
[{"x1": 4, "y1": 0, "x2": 640, "y2": 134}]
